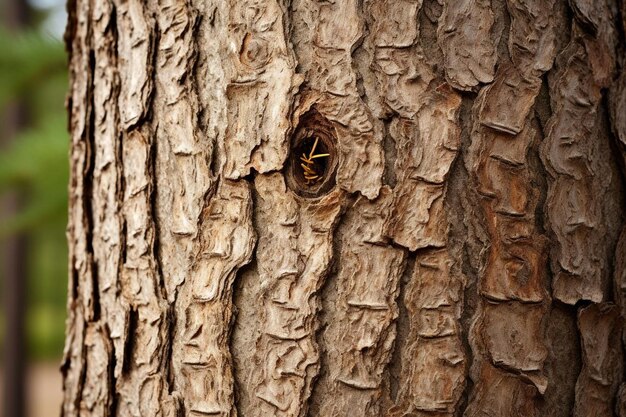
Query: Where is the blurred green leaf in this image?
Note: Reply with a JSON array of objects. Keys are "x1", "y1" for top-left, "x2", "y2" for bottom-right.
[
  {"x1": 0, "y1": 27, "x2": 66, "y2": 109},
  {"x1": 26, "y1": 305, "x2": 67, "y2": 360},
  {"x1": 0, "y1": 113, "x2": 68, "y2": 190},
  {"x1": 0, "y1": 115, "x2": 68, "y2": 243},
  {"x1": 0, "y1": 24, "x2": 69, "y2": 360}
]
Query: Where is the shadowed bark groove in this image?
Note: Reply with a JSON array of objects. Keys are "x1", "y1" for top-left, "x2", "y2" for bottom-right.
[
  {"x1": 367, "y1": 4, "x2": 469, "y2": 414},
  {"x1": 313, "y1": 188, "x2": 407, "y2": 417},
  {"x1": 465, "y1": 104, "x2": 550, "y2": 416},
  {"x1": 609, "y1": 31, "x2": 626, "y2": 416},
  {"x1": 541, "y1": 0, "x2": 622, "y2": 306},
  {"x1": 462, "y1": 2, "x2": 562, "y2": 413},
  {"x1": 174, "y1": 180, "x2": 256, "y2": 416},
  {"x1": 248, "y1": 173, "x2": 343, "y2": 417},
  {"x1": 62, "y1": 0, "x2": 626, "y2": 416},
  {"x1": 574, "y1": 304, "x2": 623, "y2": 417},
  {"x1": 62, "y1": 0, "x2": 98, "y2": 412}
]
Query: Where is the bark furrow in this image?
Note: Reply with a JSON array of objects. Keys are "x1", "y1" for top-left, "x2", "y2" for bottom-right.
[
  {"x1": 608, "y1": 36, "x2": 626, "y2": 417},
  {"x1": 63, "y1": 0, "x2": 100, "y2": 413},
  {"x1": 174, "y1": 180, "x2": 256, "y2": 416},
  {"x1": 313, "y1": 188, "x2": 406, "y2": 417},
  {"x1": 248, "y1": 173, "x2": 343, "y2": 417},
  {"x1": 388, "y1": 248, "x2": 467, "y2": 417},
  {"x1": 574, "y1": 304, "x2": 624, "y2": 417},
  {"x1": 541, "y1": 13, "x2": 621, "y2": 305},
  {"x1": 367, "y1": 2, "x2": 468, "y2": 415},
  {"x1": 465, "y1": 92, "x2": 549, "y2": 415},
  {"x1": 479, "y1": 0, "x2": 562, "y2": 135},
  {"x1": 116, "y1": 127, "x2": 175, "y2": 417},
  {"x1": 90, "y1": 0, "x2": 126, "y2": 383}
]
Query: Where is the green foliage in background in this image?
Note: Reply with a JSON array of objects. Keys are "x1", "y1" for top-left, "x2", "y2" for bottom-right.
[{"x1": 0, "y1": 27, "x2": 68, "y2": 360}]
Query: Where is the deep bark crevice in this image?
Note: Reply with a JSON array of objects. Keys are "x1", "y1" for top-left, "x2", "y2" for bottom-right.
[
  {"x1": 85, "y1": 47, "x2": 99, "y2": 322},
  {"x1": 386, "y1": 252, "x2": 415, "y2": 404},
  {"x1": 306, "y1": 201, "x2": 347, "y2": 417},
  {"x1": 230, "y1": 257, "x2": 257, "y2": 416},
  {"x1": 446, "y1": 121, "x2": 476, "y2": 417},
  {"x1": 163, "y1": 304, "x2": 176, "y2": 395}
]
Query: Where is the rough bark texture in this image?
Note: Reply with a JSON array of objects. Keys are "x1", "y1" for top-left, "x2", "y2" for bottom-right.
[{"x1": 62, "y1": 0, "x2": 626, "y2": 416}]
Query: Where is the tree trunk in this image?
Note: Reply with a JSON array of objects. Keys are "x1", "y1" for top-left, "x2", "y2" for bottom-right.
[
  {"x1": 61, "y1": 0, "x2": 626, "y2": 416},
  {"x1": 2, "y1": 0, "x2": 30, "y2": 415}
]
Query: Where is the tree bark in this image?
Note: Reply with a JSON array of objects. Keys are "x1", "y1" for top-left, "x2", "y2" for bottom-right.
[{"x1": 62, "y1": 0, "x2": 626, "y2": 416}]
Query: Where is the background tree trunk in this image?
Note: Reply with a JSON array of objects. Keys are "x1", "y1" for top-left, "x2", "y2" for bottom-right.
[
  {"x1": 62, "y1": 0, "x2": 626, "y2": 416},
  {"x1": 2, "y1": 0, "x2": 30, "y2": 415}
]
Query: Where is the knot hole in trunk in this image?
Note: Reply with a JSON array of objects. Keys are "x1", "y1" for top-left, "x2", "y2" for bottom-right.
[{"x1": 286, "y1": 109, "x2": 338, "y2": 198}]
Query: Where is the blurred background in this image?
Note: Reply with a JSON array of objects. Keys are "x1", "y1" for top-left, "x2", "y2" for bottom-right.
[{"x1": 1, "y1": 0, "x2": 68, "y2": 415}]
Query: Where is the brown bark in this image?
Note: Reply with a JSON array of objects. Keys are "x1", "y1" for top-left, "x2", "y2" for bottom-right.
[{"x1": 62, "y1": 0, "x2": 626, "y2": 416}]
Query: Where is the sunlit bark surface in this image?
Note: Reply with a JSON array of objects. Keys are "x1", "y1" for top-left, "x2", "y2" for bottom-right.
[{"x1": 62, "y1": 0, "x2": 626, "y2": 416}]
